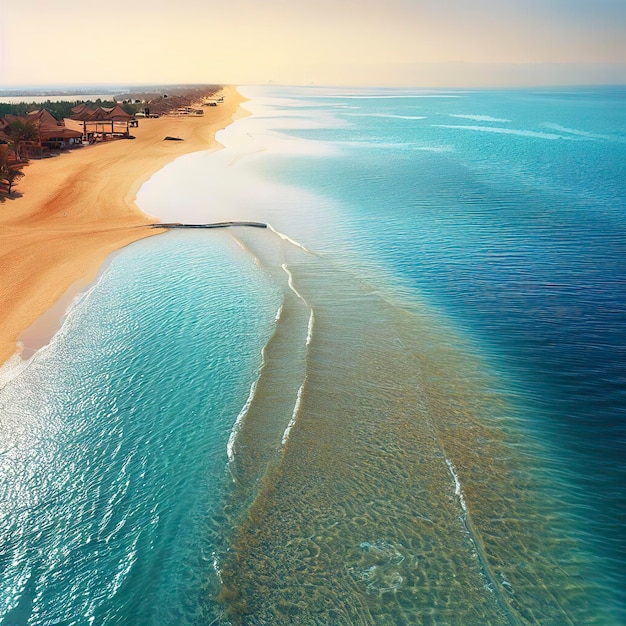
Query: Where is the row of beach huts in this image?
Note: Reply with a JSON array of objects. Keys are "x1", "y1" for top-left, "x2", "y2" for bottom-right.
[
  {"x1": 0, "y1": 92, "x2": 222, "y2": 159},
  {"x1": 0, "y1": 103, "x2": 135, "y2": 158}
]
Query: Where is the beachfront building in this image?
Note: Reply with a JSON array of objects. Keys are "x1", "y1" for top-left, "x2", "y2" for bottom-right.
[
  {"x1": 0, "y1": 109, "x2": 83, "y2": 158},
  {"x1": 70, "y1": 104, "x2": 133, "y2": 141}
]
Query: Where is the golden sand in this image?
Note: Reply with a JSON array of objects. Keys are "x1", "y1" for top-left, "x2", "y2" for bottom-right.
[{"x1": 0, "y1": 86, "x2": 245, "y2": 364}]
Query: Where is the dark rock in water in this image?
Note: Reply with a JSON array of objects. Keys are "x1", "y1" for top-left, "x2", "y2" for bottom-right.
[
  {"x1": 164, "y1": 136, "x2": 184, "y2": 141},
  {"x1": 151, "y1": 221, "x2": 268, "y2": 230}
]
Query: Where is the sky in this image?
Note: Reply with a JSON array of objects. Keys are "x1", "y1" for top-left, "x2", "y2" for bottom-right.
[{"x1": 1, "y1": 0, "x2": 625, "y2": 87}]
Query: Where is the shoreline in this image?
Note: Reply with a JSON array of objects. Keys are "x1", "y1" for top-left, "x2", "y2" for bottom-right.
[{"x1": 0, "y1": 86, "x2": 245, "y2": 365}]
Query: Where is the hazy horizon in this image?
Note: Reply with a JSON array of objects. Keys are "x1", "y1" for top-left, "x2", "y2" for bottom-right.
[{"x1": 1, "y1": 1, "x2": 625, "y2": 88}]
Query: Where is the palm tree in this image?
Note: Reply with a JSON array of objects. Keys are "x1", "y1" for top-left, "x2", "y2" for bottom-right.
[
  {"x1": 8, "y1": 120, "x2": 38, "y2": 161},
  {"x1": 2, "y1": 165, "x2": 24, "y2": 195},
  {"x1": 0, "y1": 150, "x2": 24, "y2": 195}
]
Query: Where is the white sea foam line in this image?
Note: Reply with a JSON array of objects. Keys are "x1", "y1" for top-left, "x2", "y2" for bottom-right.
[
  {"x1": 449, "y1": 114, "x2": 511, "y2": 123},
  {"x1": 433, "y1": 124, "x2": 571, "y2": 140},
  {"x1": 444, "y1": 458, "x2": 523, "y2": 623},
  {"x1": 227, "y1": 377, "x2": 260, "y2": 466},
  {"x1": 445, "y1": 458, "x2": 468, "y2": 513},
  {"x1": 282, "y1": 383, "x2": 305, "y2": 446},
  {"x1": 415, "y1": 145, "x2": 454, "y2": 153},
  {"x1": 345, "y1": 113, "x2": 427, "y2": 120},
  {"x1": 275, "y1": 303, "x2": 284, "y2": 322},
  {"x1": 226, "y1": 298, "x2": 284, "y2": 466},
  {"x1": 268, "y1": 224, "x2": 313, "y2": 254},
  {"x1": 333, "y1": 140, "x2": 452, "y2": 152},
  {"x1": 334, "y1": 140, "x2": 420, "y2": 149},
  {"x1": 541, "y1": 123, "x2": 613, "y2": 140},
  {"x1": 281, "y1": 263, "x2": 306, "y2": 303},
  {"x1": 277, "y1": 261, "x2": 313, "y2": 446},
  {"x1": 306, "y1": 310, "x2": 315, "y2": 347},
  {"x1": 281, "y1": 265, "x2": 315, "y2": 347}
]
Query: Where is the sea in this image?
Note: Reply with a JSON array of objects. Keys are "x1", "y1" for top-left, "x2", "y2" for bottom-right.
[{"x1": 0, "y1": 85, "x2": 625, "y2": 625}]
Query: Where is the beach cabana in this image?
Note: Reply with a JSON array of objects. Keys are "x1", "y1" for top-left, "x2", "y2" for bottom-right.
[
  {"x1": 105, "y1": 105, "x2": 132, "y2": 135},
  {"x1": 90, "y1": 106, "x2": 112, "y2": 120},
  {"x1": 106, "y1": 104, "x2": 132, "y2": 122},
  {"x1": 71, "y1": 103, "x2": 93, "y2": 118},
  {"x1": 70, "y1": 103, "x2": 133, "y2": 140}
]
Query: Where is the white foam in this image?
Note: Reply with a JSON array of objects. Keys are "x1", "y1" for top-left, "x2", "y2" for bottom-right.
[
  {"x1": 275, "y1": 303, "x2": 284, "y2": 322},
  {"x1": 334, "y1": 140, "x2": 452, "y2": 152},
  {"x1": 306, "y1": 310, "x2": 315, "y2": 347},
  {"x1": 0, "y1": 352, "x2": 30, "y2": 391},
  {"x1": 227, "y1": 377, "x2": 260, "y2": 466},
  {"x1": 414, "y1": 145, "x2": 454, "y2": 153},
  {"x1": 281, "y1": 263, "x2": 305, "y2": 302},
  {"x1": 273, "y1": 260, "x2": 314, "y2": 446},
  {"x1": 541, "y1": 123, "x2": 613, "y2": 141},
  {"x1": 346, "y1": 113, "x2": 427, "y2": 120},
  {"x1": 0, "y1": 271, "x2": 108, "y2": 391},
  {"x1": 227, "y1": 298, "x2": 284, "y2": 466},
  {"x1": 445, "y1": 458, "x2": 468, "y2": 513},
  {"x1": 212, "y1": 551, "x2": 223, "y2": 581},
  {"x1": 449, "y1": 114, "x2": 511, "y2": 123},
  {"x1": 268, "y1": 225, "x2": 313, "y2": 254},
  {"x1": 433, "y1": 124, "x2": 572, "y2": 140},
  {"x1": 281, "y1": 383, "x2": 305, "y2": 446}
]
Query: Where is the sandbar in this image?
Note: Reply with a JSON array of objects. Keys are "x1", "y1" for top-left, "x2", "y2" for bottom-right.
[{"x1": 0, "y1": 86, "x2": 245, "y2": 364}]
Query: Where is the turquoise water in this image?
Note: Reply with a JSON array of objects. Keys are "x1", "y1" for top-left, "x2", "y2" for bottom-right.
[
  {"x1": 0, "y1": 232, "x2": 281, "y2": 624},
  {"x1": 2, "y1": 86, "x2": 625, "y2": 624}
]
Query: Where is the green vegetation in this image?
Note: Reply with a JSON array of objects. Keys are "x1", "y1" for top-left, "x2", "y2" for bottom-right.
[
  {"x1": 0, "y1": 99, "x2": 138, "y2": 121},
  {"x1": 0, "y1": 150, "x2": 24, "y2": 196},
  {"x1": 7, "y1": 119, "x2": 38, "y2": 161}
]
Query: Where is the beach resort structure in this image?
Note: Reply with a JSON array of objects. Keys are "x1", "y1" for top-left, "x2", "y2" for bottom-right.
[
  {"x1": 0, "y1": 104, "x2": 136, "y2": 159},
  {"x1": 70, "y1": 103, "x2": 133, "y2": 142},
  {"x1": 0, "y1": 109, "x2": 83, "y2": 157}
]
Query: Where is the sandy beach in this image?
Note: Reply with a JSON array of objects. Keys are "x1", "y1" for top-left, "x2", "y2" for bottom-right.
[{"x1": 0, "y1": 86, "x2": 244, "y2": 365}]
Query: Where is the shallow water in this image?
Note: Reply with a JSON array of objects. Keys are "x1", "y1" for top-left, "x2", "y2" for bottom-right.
[
  {"x1": 216, "y1": 229, "x2": 602, "y2": 625},
  {"x1": 0, "y1": 232, "x2": 280, "y2": 624}
]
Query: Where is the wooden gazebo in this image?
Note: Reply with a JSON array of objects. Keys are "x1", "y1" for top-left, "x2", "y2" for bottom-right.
[{"x1": 70, "y1": 103, "x2": 133, "y2": 140}]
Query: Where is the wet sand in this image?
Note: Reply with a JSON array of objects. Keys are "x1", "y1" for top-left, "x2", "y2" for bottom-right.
[{"x1": 0, "y1": 86, "x2": 245, "y2": 364}]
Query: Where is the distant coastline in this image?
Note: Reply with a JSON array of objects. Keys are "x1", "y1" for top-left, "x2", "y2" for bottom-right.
[{"x1": 0, "y1": 94, "x2": 115, "y2": 105}]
